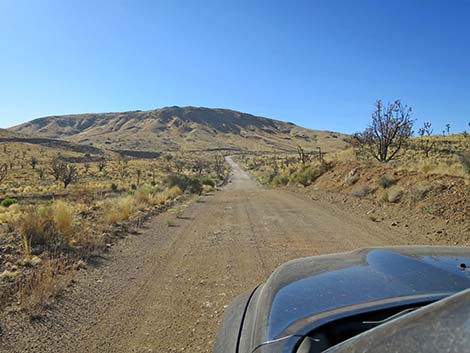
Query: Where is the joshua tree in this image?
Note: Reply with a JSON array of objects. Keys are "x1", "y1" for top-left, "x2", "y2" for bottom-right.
[
  {"x1": 354, "y1": 100, "x2": 414, "y2": 162},
  {"x1": 98, "y1": 160, "x2": 106, "y2": 173},
  {"x1": 446, "y1": 123, "x2": 451, "y2": 135},
  {"x1": 136, "y1": 169, "x2": 142, "y2": 186},
  {"x1": 30, "y1": 156, "x2": 38, "y2": 169},
  {"x1": 418, "y1": 122, "x2": 436, "y2": 158}
]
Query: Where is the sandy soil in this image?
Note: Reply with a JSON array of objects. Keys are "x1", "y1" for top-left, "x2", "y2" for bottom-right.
[{"x1": 0, "y1": 158, "x2": 429, "y2": 353}]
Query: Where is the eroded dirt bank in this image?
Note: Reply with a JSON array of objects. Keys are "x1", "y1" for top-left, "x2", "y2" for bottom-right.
[{"x1": 1, "y1": 158, "x2": 431, "y2": 353}]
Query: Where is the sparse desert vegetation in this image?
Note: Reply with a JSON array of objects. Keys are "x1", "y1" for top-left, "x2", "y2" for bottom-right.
[
  {"x1": 0, "y1": 137, "x2": 229, "y2": 312},
  {"x1": 236, "y1": 102, "x2": 469, "y2": 247}
]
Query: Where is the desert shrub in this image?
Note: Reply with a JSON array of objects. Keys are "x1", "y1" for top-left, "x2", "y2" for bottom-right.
[
  {"x1": 134, "y1": 188, "x2": 153, "y2": 206},
  {"x1": 384, "y1": 187, "x2": 403, "y2": 203},
  {"x1": 411, "y1": 184, "x2": 433, "y2": 201},
  {"x1": 421, "y1": 164, "x2": 432, "y2": 174},
  {"x1": 155, "y1": 186, "x2": 182, "y2": 205},
  {"x1": 164, "y1": 174, "x2": 203, "y2": 194},
  {"x1": 289, "y1": 164, "x2": 328, "y2": 187},
  {"x1": 351, "y1": 185, "x2": 372, "y2": 197},
  {"x1": 457, "y1": 152, "x2": 470, "y2": 176},
  {"x1": 164, "y1": 174, "x2": 190, "y2": 191},
  {"x1": 187, "y1": 178, "x2": 203, "y2": 195},
  {"x1": 200, "y1": 176, "x2": 215, "y2": 187},
  {"x1": 130, "y1": 184, "x2": 137, "y2": 190},
  {"x1": 18, "y1": 258, "x2": 71, "y2": 309},
  {"x1": 52, "y1": 201, "x2": 74, "y2": 240},
  {"x1": 1, "y1": 198, "x2": 18, "y2": 208},
  {"x1": 104, "y1": 196, "x2": 134, "y2": 224},
  {"x1": 377, "y1": 174, "x2": 397, "y2": 188},
  {"x1": 111, "y1": 183, "x2": 118, "y2": 192},
  {"x1": 272, "y1": 174, "x2": 289, "y2": 186},
  {"x1": 14, "y1": 203, "x2": 74, "y2": 255},
  {"x1": 344, "y1": 175, "x2": 359, "y2": 186}
]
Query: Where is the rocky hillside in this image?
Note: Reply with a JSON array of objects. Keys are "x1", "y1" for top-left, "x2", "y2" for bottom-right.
[{"x1": 9, "y1": 106, "x2": 350, "y2": 153}]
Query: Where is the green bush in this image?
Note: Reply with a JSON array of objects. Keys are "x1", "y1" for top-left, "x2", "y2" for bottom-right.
[
  {"x1": 378, "y1": 175, "x2": 397, "y2": 188},
  {"x1": 200, "y1": 176, "x2": 215, "y2": 187},
  {"x1": 289, "y1": 164, "x2": 328, "y2": 187},
  {"x1": 1, "y1": 198, "x2": 18, "y2": 208},
  {"x1": 110, "y1": 183, "x2": 118, "y2": 192},
  {"x1": 164, "y1": 174, "x2": 203, "y2": 194},
  {"x1": 272, "y1": 174, "x2": 289, "y2": 186},
  {"x1": 164, "y1": 174, "x2": 190, "y2": 190}
]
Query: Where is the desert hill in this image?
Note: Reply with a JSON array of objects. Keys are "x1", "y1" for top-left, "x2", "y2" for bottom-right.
[{"x1": 9, "y1": 106, "x2": 350, "y2": 153}]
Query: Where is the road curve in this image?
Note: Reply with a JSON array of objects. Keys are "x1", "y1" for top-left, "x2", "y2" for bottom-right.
[{"x1": 1, "y1": 158, "x2": 412, "y2": 353}]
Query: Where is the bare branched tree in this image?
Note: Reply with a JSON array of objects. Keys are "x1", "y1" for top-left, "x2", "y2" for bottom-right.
[
  {"x1": 50, "y1": 156, "x2": 66, "y2": 181},
  {"x1": 354, "y1": 100, "x2": 414, "y2": 162},
  {"x1": 60, "y1": 164, "x2": 79, "y2": 188},
  {"x1": 417, "y1": 122, "x2": 435, "y2": 158}
]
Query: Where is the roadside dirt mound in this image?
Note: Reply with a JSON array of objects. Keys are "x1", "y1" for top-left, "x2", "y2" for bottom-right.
[{"x1": 292, "y1": 161, "x2": 470, "y2": 246}]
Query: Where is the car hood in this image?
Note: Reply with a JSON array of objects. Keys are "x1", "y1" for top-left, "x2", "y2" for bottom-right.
[{"x1": 247, "y1": 246, "x2": 470, "y2": 350}]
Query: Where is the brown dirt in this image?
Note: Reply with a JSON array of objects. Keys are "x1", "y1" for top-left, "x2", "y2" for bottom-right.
[{"x1": 0, "y1": 158, "x2": 434, "y2": 353}]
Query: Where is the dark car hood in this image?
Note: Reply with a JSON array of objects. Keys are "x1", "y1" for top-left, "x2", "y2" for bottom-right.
[{"x1": 247, "y1": 246, "x2": 470, "y2": 350}]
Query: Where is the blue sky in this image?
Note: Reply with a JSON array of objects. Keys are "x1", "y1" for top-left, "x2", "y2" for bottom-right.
[{"x1": 0, "y1": 0, "x2": 469, "y2": 133}]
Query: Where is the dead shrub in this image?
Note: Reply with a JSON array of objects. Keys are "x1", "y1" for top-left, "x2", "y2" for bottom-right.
[
  {"x1": 18, "y1": 258, "x2": 71, "y2": 310},
  {"x1": 411, "y1": 184, "x2": 433, "y2": 201},
  {"x1": 52, "y1": 201, "x2": 74, "y2": 241},
  {"x1": 351, "y1": 185, "x2": 372, "y2": 197},
  {"x1": 377, "y1": 174, "x2": 397, "y2": 188}
]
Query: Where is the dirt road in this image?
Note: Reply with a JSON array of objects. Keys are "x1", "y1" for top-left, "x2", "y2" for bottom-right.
[{"x1": 1, "y1": 158, "x2": 418, "y2": 352}]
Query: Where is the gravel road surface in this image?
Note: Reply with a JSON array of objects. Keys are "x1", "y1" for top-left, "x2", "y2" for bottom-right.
[{"x1": 1, "y1": 157, "x2": 414, "y2": 352}]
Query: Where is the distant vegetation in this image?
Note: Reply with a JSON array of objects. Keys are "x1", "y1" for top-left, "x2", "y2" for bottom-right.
[
  {"x1": 236, "y1": 100, "x2": 469, "y2": 248},
  {"x1": 0, "y1": 138, "x2": 229, "y2": 311}
]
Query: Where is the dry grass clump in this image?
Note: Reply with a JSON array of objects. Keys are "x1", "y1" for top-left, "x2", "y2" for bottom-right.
[
  {"x1": 13, "y1": 201, "x2": 75, "y2": 256},
  {"x1": 52, "y1": 200, "x2": 74, "y2": 241},
  {"x1": 155, "y1": 186, "x2": 182, "y2": 205},
  {"x1": 133, "y1": 188, "x2": 154, "y2": 206},
  {"x1": 18, "y1": 258, "x2": 71, "y2": 310},
  {"x1": 104, "y1": 196, "x2": 134, "y2": 225},
  {"x1": 0, "y1": 203, "x2": 21, "y2": 225}
]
